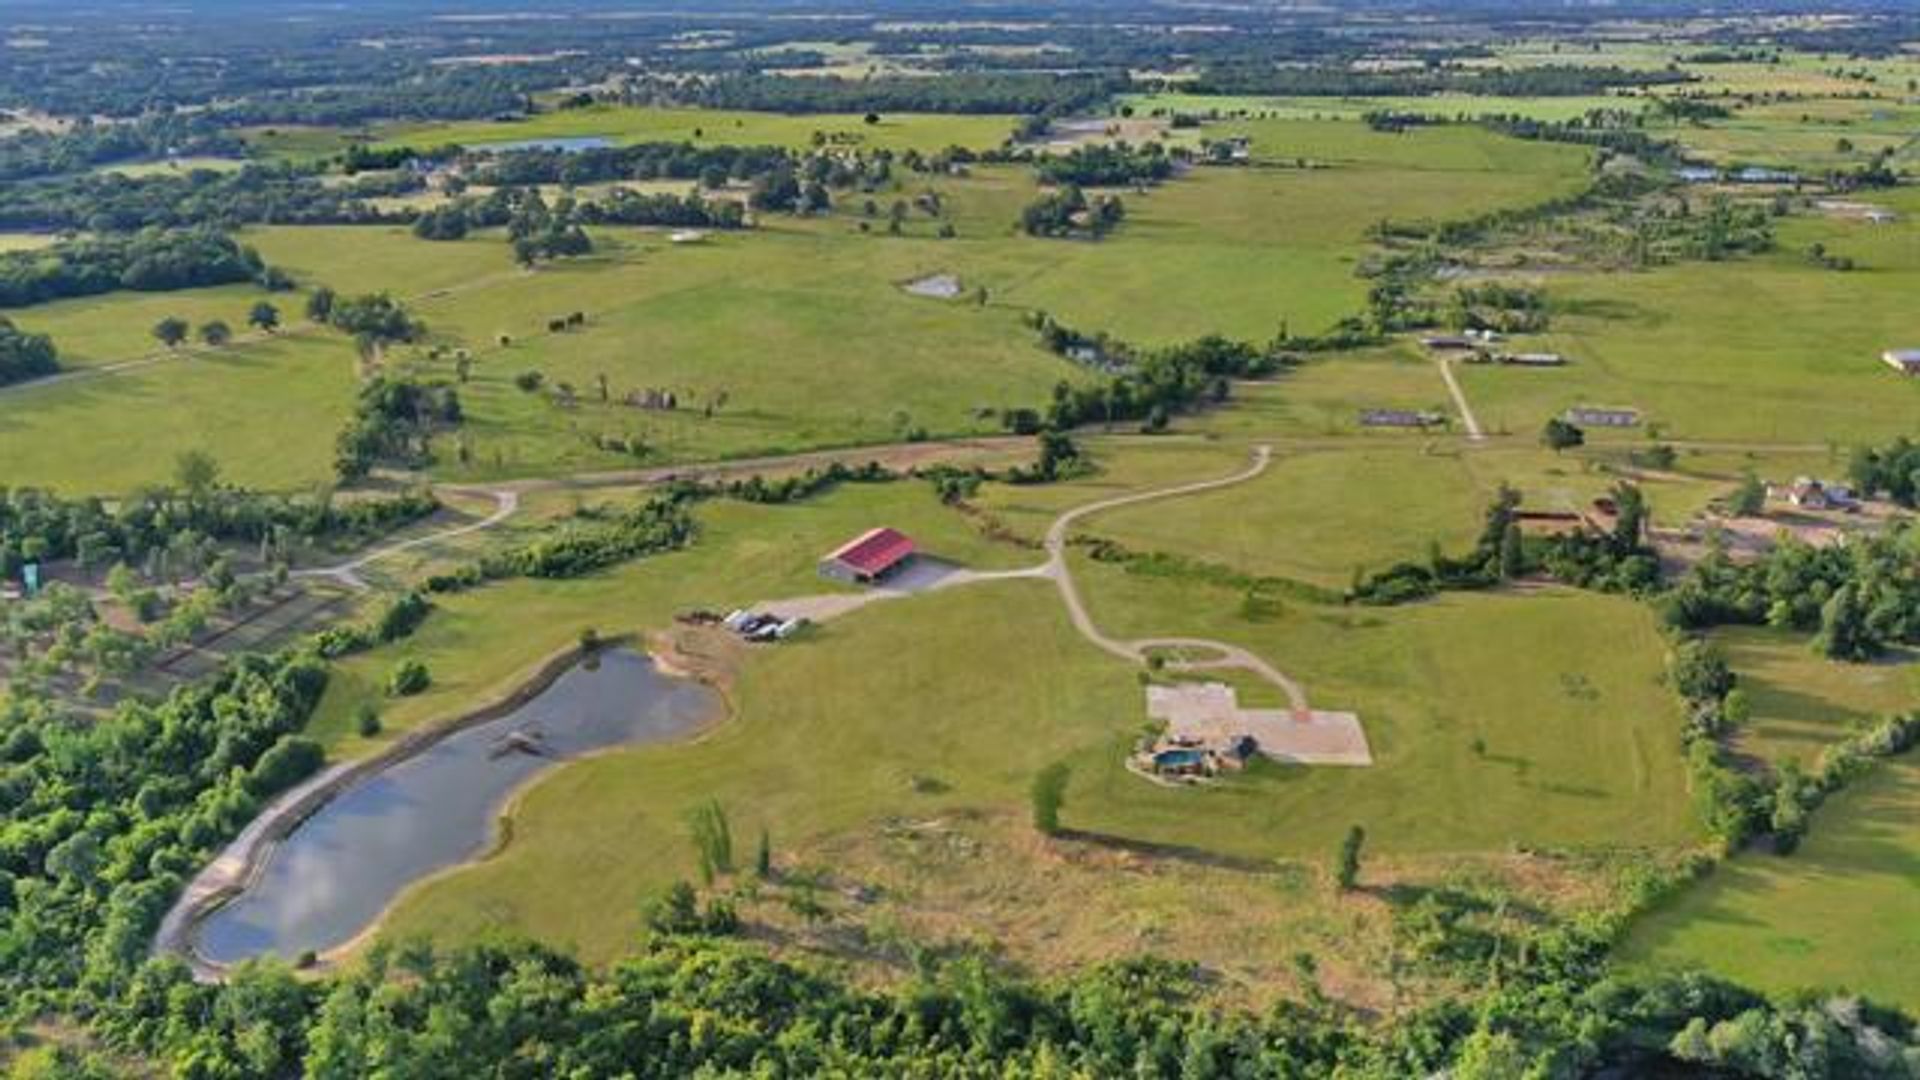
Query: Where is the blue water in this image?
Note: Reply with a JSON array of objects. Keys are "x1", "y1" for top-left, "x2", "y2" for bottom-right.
[
  {"x1": 194, "y1": 649, "x2": 717, "y2": 963},
  {"x1": 471, "y1": 135, "x2": 614, "y2": 154},
  {"x1": 1154, "y1": 749, "x2": 1205, "y2": 767}
]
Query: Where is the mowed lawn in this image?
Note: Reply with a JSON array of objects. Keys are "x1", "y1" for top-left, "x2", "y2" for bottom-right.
[
  {"x1": 1079, "y1": 445, "x2": 1487, "y2": 588},
  {"x1": 1071, "y1": 562, "x2": 1699, "y2": 856},
  {"x1": 1458, "y1": 188, "x2": 1920, "y2": 445}
]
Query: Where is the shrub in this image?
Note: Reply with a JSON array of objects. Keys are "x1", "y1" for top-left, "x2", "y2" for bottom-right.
[{"x1": 386, "y1": 658, "x2": 431, "y2": 697}]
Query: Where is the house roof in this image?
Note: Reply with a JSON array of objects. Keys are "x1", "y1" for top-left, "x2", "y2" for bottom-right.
[{"x1": 824, "y1": 527, "x2": 915, "y2": 577}]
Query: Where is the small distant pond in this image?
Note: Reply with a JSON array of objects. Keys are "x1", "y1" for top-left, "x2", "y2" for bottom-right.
[
  {"x1": 194, "y1": 649, "x2": 717, "y2": 964},
  {"x1": 470, "y1": 135, "x2": 614, "y2": 154}
]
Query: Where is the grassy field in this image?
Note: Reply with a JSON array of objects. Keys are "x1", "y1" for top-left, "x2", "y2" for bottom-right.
[
  {"x1": 0, "y1": 334, "x2": 357, "y2": 493},
  {"x1": 1622, "y1": 760, "x2": 1920, "y2": 1012},
  {"x1": 0, "y1": 233, "x2": 58, "y2": 253},
  {"x1": 1620, "y1": 620, "x2": 1920, "y2": 1011},
  {"x1": 377, "y1": 104, "x2": 1017, "y2": 155},
  {"x1": 304, "y1": 479, "x2": 1038, "y2": 756},
  {"x1": 1079, "y1": 445, "x2": 1485, "y2": 588},
  {"x1": 1457, "y1": 187, "x2": 1920, "y2": 446},
  {"x1": 1715, "y1": 627, "x2": 1919, "y2": 767},
  {"x1": 8, "y1": 283, "x2": 289, "y2": 369},
  {"x1": 375, "y1": 567, "x2": 1696, "y2": 963},
  {"x1": 0, "y1": 117, "x2": 1593, "y2": 492}
]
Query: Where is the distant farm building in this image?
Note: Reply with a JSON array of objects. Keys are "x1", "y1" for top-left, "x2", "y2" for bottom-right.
[
  {"x1": 1566, "y1": 406, "x2": 1641, "y2": 428},
  {"x1": 1420, "y1": 334, "x2": 1479, "y2": 351},
  {"x1": 1359, "y1": 408, "x2": 1444, "y2": 429},
  {"x1": 1775, "y1": 478, "x2": 1858, "y2": 512},
  {"x1": 818, "y1": 527, "x2": 916, "y2": 585},
  {"x1": 669, "y1": 230, "x2": 707, "y2": 245},
  {"x1": 1503, "y1": 352, "x2": 1565, "y2": 367},
  {"x1": 1882, "y1": 349, "x2": 1920, "y2": 375},
  {"x1": 1676, "y1": 166, "x2": 1721, "y2": 184}
]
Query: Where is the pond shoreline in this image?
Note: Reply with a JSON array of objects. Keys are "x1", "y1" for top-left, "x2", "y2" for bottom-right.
[{"x1": 153, "y1": 633, "x2": 691, "y2": 981}]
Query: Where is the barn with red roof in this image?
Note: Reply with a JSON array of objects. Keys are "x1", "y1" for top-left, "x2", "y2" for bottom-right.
[{"x1": 818, "y1": 527, "x2": 916, "y2": 585}]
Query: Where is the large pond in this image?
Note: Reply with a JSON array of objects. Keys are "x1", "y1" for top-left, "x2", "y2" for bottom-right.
[
  {"x1": 469, "y1": 135, "x2": 614, "y2": 154},
  {"x1": 194, "y1": 649, "x2": 717, "y2": 964}
]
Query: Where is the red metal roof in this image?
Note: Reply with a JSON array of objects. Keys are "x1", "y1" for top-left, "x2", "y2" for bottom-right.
[{"x1": 824, "y1": 527, "x2": 915, "y2": 577}]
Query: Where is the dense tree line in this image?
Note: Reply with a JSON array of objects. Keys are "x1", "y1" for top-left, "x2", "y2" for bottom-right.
[
  {"x1": 632, "y1": 71, "x2": 1127, "y2": 116},
  {"x1": 1848, "y1": 437, "x2": 1920, "y2": 507},
  {"x1": 0, "y1": 318, "x2": 59, "y2": 388},
  {"x1": 0, "y1": 116, "x2": 243, "y2": 183},
  {"x1": 0, "y1": 482, "x2": 438, "y2": 580},
  {"x1": 0, "y1": 165, "x2": 402, "y2": 234},
  {"x1": 1035, "y1": 142, "x2": 1175, "y2": 187},
  {"x1": 466, "y1": 141, "x2": 792, "y2": 188},
  {"x1": 425, "y1": 495, "x2": 697, "y2": 591},
  {"x1": 44, "y1": 917, "x2": 1920, "y2": 1077},
  {"x1": 1007, "y1": 327, "x2": 1282, "y2": 435},
  {"x1": 334, "y1": 376, "x2": 463, "y2": 483},
  {"x1": 1661, "y1": 524, "x2": 1920, "y2": 662},
  {"x1": 1187, "y1": 63, "x2": 1695, "y2": 99},
  {"x1": 0, "y1": 229, "x2": 286, "y2": 310},
  {"x1": 0, "y1": 652, "x2": 330, "y2": 1013},
  {"x1": 1020, "y1": 185, "x2": 1125, "y2": 238}
]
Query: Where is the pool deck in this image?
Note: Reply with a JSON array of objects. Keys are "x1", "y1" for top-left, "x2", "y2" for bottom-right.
[{"x1": 1146, "y1": 682, "x2": 1372, "y2": 767}]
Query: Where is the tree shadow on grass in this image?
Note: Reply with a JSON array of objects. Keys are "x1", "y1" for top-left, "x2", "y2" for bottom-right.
[{"x1": 1054, "y1": 828, "x2": 1274, "y2": 874}]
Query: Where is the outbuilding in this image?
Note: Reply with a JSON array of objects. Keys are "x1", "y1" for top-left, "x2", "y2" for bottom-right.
[{"x1": 818, "y1": 527, "x2": 916, "y2": 585}]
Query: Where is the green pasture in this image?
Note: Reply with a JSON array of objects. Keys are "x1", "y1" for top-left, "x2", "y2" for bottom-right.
[
  {"x1": 1071, "y1": 563, "x2": 1698, "y2": 853},
  {"x1": 1621, "y1": 759, "x2": 1920, "y2": 1012},
  {"x1": 1123, "y1": 92, "x2": 1640, "y2": 125},
  {"x1": 371, "y1": 560, "x2": 1696, "y2": 961},
  {"x1": 0, "y1": 233, "x2": 57, "y2": 254},
  {"x1": 1714, "y1": 626, "x2": 1919, "y2": 768},
  {"x1": 8, "y1": 283, "x2": 287, "y2": 369},
  {"x1": 0, "y1": 116, "x2": 1595, "y2": 491},
  {"x1": 304, "y1": 479, "x2": 1038, "y2": 757},
  {"x1": 377, "y1": 104, "x2": 1016, "y2": 155},
  {"x1": 0, "y1": 334, "x2": 356, "y2": 493},
  {"x1": 1079, "y1": 445, "x2": 1485, "y2": 588},
  {"x1": 1620, "y1": 619, "x2": 1920, "y2": 1011},
  {"x1": 1458, "y1": 194, "x2": 1920, "y2": 445}
]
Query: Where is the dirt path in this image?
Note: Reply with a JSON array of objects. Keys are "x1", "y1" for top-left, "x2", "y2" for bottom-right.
[
  {"x1": 1435, "y1": 357, "x2": 1485, "y2": 441},
  {"x1": 1035, "y1": 444, "x2": 1313, "y2": 709},
  {"x1": 293, "y1": 489, "x2": 520, "y2": 590}
]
